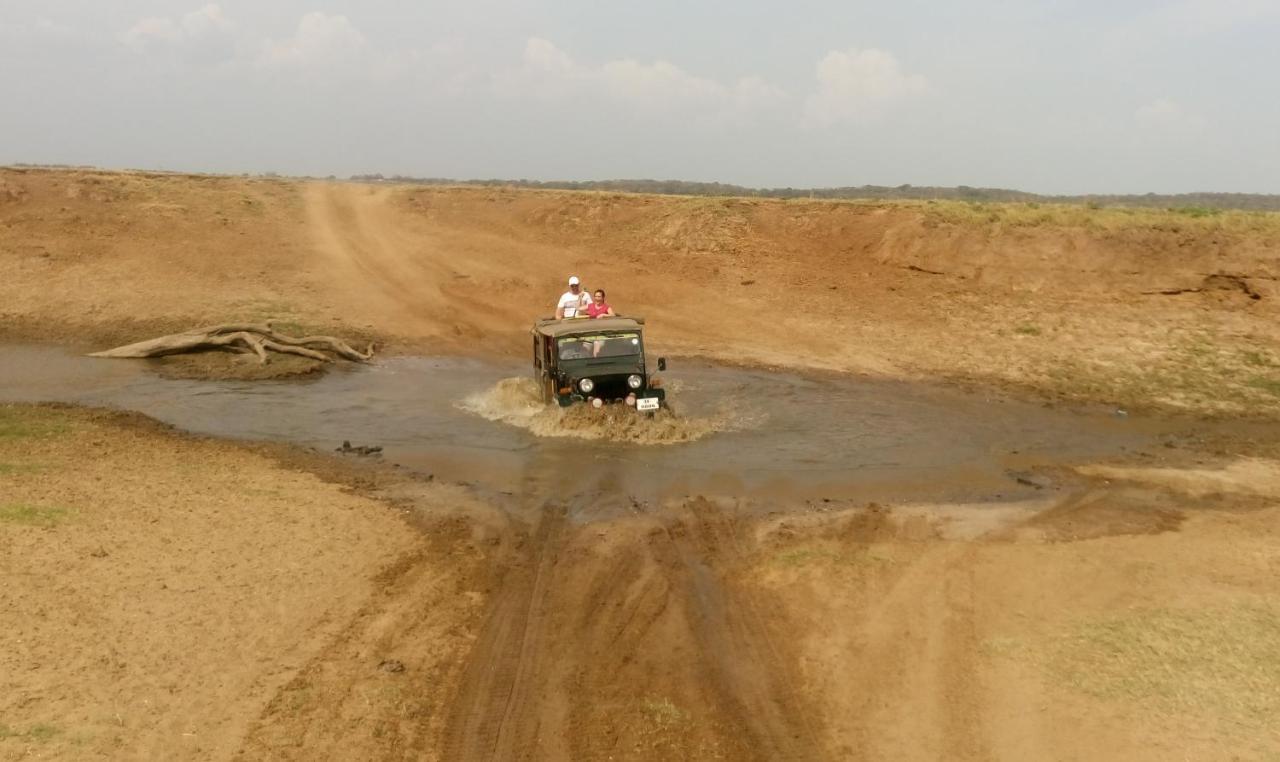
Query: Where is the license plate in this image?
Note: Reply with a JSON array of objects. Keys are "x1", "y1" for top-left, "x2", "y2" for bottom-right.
[{"x1": 636, "y1": 397, "x2": 660, "y2": 411}]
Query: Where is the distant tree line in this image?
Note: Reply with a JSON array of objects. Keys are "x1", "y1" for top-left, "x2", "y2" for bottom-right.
[{"x1": 348, "y1": 174, "x2": 1280, "y2": 212}]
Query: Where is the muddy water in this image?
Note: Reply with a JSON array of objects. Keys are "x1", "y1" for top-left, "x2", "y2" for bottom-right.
[{"x1": 0, "y1": 346, "x2": 1159, "y2": 507}]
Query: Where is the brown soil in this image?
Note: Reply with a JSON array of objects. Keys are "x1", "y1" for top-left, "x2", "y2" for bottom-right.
[{"x1": 4, "y1": 168, "x2": 1280, "y2": 760}]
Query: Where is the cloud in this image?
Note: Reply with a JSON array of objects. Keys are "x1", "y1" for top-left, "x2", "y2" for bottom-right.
[
  {"x1": 524, "y1": 37, "x2": 573, "y2": 74},
  {"x1": 801, "y1": 48, "x2": 927, "y2": 128},
  {"x1": 498, "y1": 38, "x2": 786, "y2": 118},
  {"x1": 259, "y1": 12, "x2": 366, "y2": 68},
  {"x1": 122, "y1": 4, "x2": 232, "y2": 52},
  {"x1": 598, "y1": 59, "x2": 728, "y2": 109}
]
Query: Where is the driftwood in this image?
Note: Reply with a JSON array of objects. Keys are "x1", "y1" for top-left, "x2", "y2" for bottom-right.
[{"x1": 90, "y1": 323, "x2": 375, "y2": 364}]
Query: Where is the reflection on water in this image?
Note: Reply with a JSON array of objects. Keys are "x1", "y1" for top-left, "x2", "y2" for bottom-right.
[{"x1": 0, "y1": 345, "x2": 1157, "y2": 503}]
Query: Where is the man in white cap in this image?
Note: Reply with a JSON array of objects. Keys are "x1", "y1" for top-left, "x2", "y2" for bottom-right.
[{"x1": 555, "y1": 275, "x2": 591, "y2": 319}]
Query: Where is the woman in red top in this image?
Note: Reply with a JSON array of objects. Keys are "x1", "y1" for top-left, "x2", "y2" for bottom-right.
[{"x1": 586, "y1": 289, "x2": 615, "y2": 318}]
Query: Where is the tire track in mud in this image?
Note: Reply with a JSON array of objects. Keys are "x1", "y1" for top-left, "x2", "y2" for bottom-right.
[
  {"x1": 816, "y1": 517, "x2": 994, "y2": 761},
  {"x1": 441, "y1": 504, "x2": 567, "y2": 761},
  {"x1": 234, "y1": 515, "x2": 484, "y2": 761},
  {"x1": 441, "y1": 493, "x2": 825, "y2": 761},
  {"x1": 663, "y1": 499, "x2": 825, "y2": 761}
]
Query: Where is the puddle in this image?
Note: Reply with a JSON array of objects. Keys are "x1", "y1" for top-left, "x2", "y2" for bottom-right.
[{"x1": 0, "y1": 345, "x2": 1165, "y2": 505}]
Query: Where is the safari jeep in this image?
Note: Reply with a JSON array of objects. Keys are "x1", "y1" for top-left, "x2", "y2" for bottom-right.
[{"x1": 531, "y1": 316, "x2": 667, "y2": 410}]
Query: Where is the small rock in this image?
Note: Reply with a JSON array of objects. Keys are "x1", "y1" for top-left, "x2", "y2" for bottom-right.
[
  {"x1": 89, "y1": 547, "x2": 109, "y2": 558},
  {"x1": 378, "y1": 659, "x2": 405, "y2": 674}
]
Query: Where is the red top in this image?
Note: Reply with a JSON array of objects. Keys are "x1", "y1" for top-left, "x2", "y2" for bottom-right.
[{"x1": 586, "y1": 301, "x2": 613, "y2": 318}]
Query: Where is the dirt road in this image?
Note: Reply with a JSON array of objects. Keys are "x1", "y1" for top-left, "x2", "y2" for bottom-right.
[{"x1": 3, "y1": 168, "x2": 1280, "y2": 760}]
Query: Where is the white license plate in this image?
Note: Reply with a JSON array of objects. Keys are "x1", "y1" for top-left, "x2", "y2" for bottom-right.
[{"x1": 636, "y1": 396, "x2": 660, "y2": 411}]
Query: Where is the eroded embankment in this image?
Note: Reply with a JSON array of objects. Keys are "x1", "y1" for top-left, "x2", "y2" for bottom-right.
[{"x1": 3, "y1": 167, "x2": 1279, "y2": 416}]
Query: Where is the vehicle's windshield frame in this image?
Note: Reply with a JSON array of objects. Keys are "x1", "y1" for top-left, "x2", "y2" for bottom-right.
[{"x1": 556, "y1": 331, "x2": 643, "y2": 362}]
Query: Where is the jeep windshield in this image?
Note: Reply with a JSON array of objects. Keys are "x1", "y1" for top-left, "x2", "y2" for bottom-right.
[{"x1": 557, "y1": 332, "x2": 642, "y2": 360}]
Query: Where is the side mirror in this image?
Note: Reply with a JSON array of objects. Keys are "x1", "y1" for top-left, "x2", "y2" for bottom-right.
[{"x1": 657, "y1": 357, "x2": 667, "y2": 371}]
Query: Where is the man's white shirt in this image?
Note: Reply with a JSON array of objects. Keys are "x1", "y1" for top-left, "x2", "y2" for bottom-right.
[{"x1": 558, "y1": 290, "x2": 590, "y2": 317}]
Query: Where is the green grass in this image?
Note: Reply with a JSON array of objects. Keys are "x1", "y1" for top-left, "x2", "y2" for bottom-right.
[
  {"x1": 771, "y1": 544, "x2": 895, "y2": 568},
  {"x1": 1049, "y1": 605, "x2": 1280, "y2": 727},
  {"x1": 1036, "y1": 333, "x2": 1280, "y2": 416},
  {"x1": 0, "y1": 503, "x2": 71, "y2": 527},
  {"x1": 27, "y1": 725, "x2": 60, "y2": 742},
  {"x1": 1014, "y1": 324, "x2": 1042, "y2": 337},
  {"x1": 1170, "y1": 206, "x2": 1222, "y2": 218},
  {"x1": 0, "y1": 461, "x2": 42, "y2": 475},
  {"x1": 1248, "y1": 377, "x2": 1280, "y2": 397},
  {"x1": 772, "y1": 547, "x2": 838, "y2": 566},
  {"x1": 0, "y1": 408, "x2": 70, "y2": 440},
  {"x1": 0, "y1": 723, "x2": 62, "y2": 742},
  {"x1": 1241, "y1": 350, "x2": 1275, "y2": 368}
]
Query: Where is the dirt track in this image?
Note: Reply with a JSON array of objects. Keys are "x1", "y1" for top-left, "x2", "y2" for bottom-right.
[{"x1": 3, "y1": 168, "x2": 1280, "y2": 760}]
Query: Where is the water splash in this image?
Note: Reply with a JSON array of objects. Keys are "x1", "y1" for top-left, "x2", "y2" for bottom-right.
[{"x1": 458, "y1": 377, "x2": 735, "y2": 445}]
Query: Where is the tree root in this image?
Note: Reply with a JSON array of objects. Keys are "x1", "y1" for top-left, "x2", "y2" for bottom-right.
[{"x1": 89, "y1": 323, "x2": 375, "y2": 365}]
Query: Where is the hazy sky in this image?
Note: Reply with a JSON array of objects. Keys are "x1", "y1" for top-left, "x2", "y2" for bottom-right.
[{"x1": 3, "y1": 1, "x2": 1278, "y2": 193}]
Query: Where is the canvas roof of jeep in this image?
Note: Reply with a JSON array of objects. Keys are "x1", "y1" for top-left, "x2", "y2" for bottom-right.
[{"x1": 532, "y1": 316, "x2": 647, "y2": 338}]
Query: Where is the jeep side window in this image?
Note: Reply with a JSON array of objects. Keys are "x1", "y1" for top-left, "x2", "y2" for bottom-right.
[{"x1": 532, "y1": 335, "x2": 541, "y2": 367}]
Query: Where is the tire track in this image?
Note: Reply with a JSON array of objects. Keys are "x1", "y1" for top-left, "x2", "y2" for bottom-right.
[
  {"x1": 440, "y1": 505, "x2": 566, "y2": 761},
  {"x1": 665, "y1": 498, "x2": 826, "y2": 761}
]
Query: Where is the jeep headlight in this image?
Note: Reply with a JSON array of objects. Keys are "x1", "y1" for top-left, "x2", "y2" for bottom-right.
[
  {"x1": 578, "y1": 377, "x2": 595, "y2": 393},
  {"x1": 627, "y1": 374, "x2": 643, "y2": 389}
]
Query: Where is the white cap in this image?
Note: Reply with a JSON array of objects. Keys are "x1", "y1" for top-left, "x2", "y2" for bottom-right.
[{"x1": 568, "y1": 275, "x2": 580, "y2": 285}]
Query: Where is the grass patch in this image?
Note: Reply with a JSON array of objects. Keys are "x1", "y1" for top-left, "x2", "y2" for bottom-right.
[
  {"x1": 27, "y1": 724, "x2": 61, "y2": 742},
  {"x1": 1036, "y1": 333, "x2": 1280, "y2": 416},
  {"x1": 0, "y1": 461, "x2": 42, "y2": 475},
  {"x1": 0, "y1": 503, "x2": 71, "y2": 527},
  {"x1": 772, "y1": 547, "x2": 838, "y2": 567},
  {"x1": 0, "y1": 723, "x2": 62, "y2": 742},
  {"x1": 917, "y1": 199, "x2": 1280, "y2": 234},
  {"x1": 640, "y1": 696, "x2": 686, "y2": 729},
  {"x1": 1241, "y1": 350, "x2": 1275, "y2": 368},
  {"x1": 1248, "y1": 377, "x2": 1280, "y2": 397},
  {"x1": 770, "y1": 544, "x2": 895, "y2": 568},
  {"x1": 1049, "y1": 605, "x2": 1280, "y2": 727},
  {"x1": 1170, "y1": 206, "x2": 1222, "y2": 218},
  {"x1": 0, "y1": 407, "x2": 70, "y2": 440},
  {"x1": 1014, "y1": 324, "x2": 1042, "y2": 336}
]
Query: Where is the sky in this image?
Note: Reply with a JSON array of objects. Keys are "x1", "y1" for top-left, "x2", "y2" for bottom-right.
[{"x1": 2, "y1": 0, "x2": 1278, "y2": 194}]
